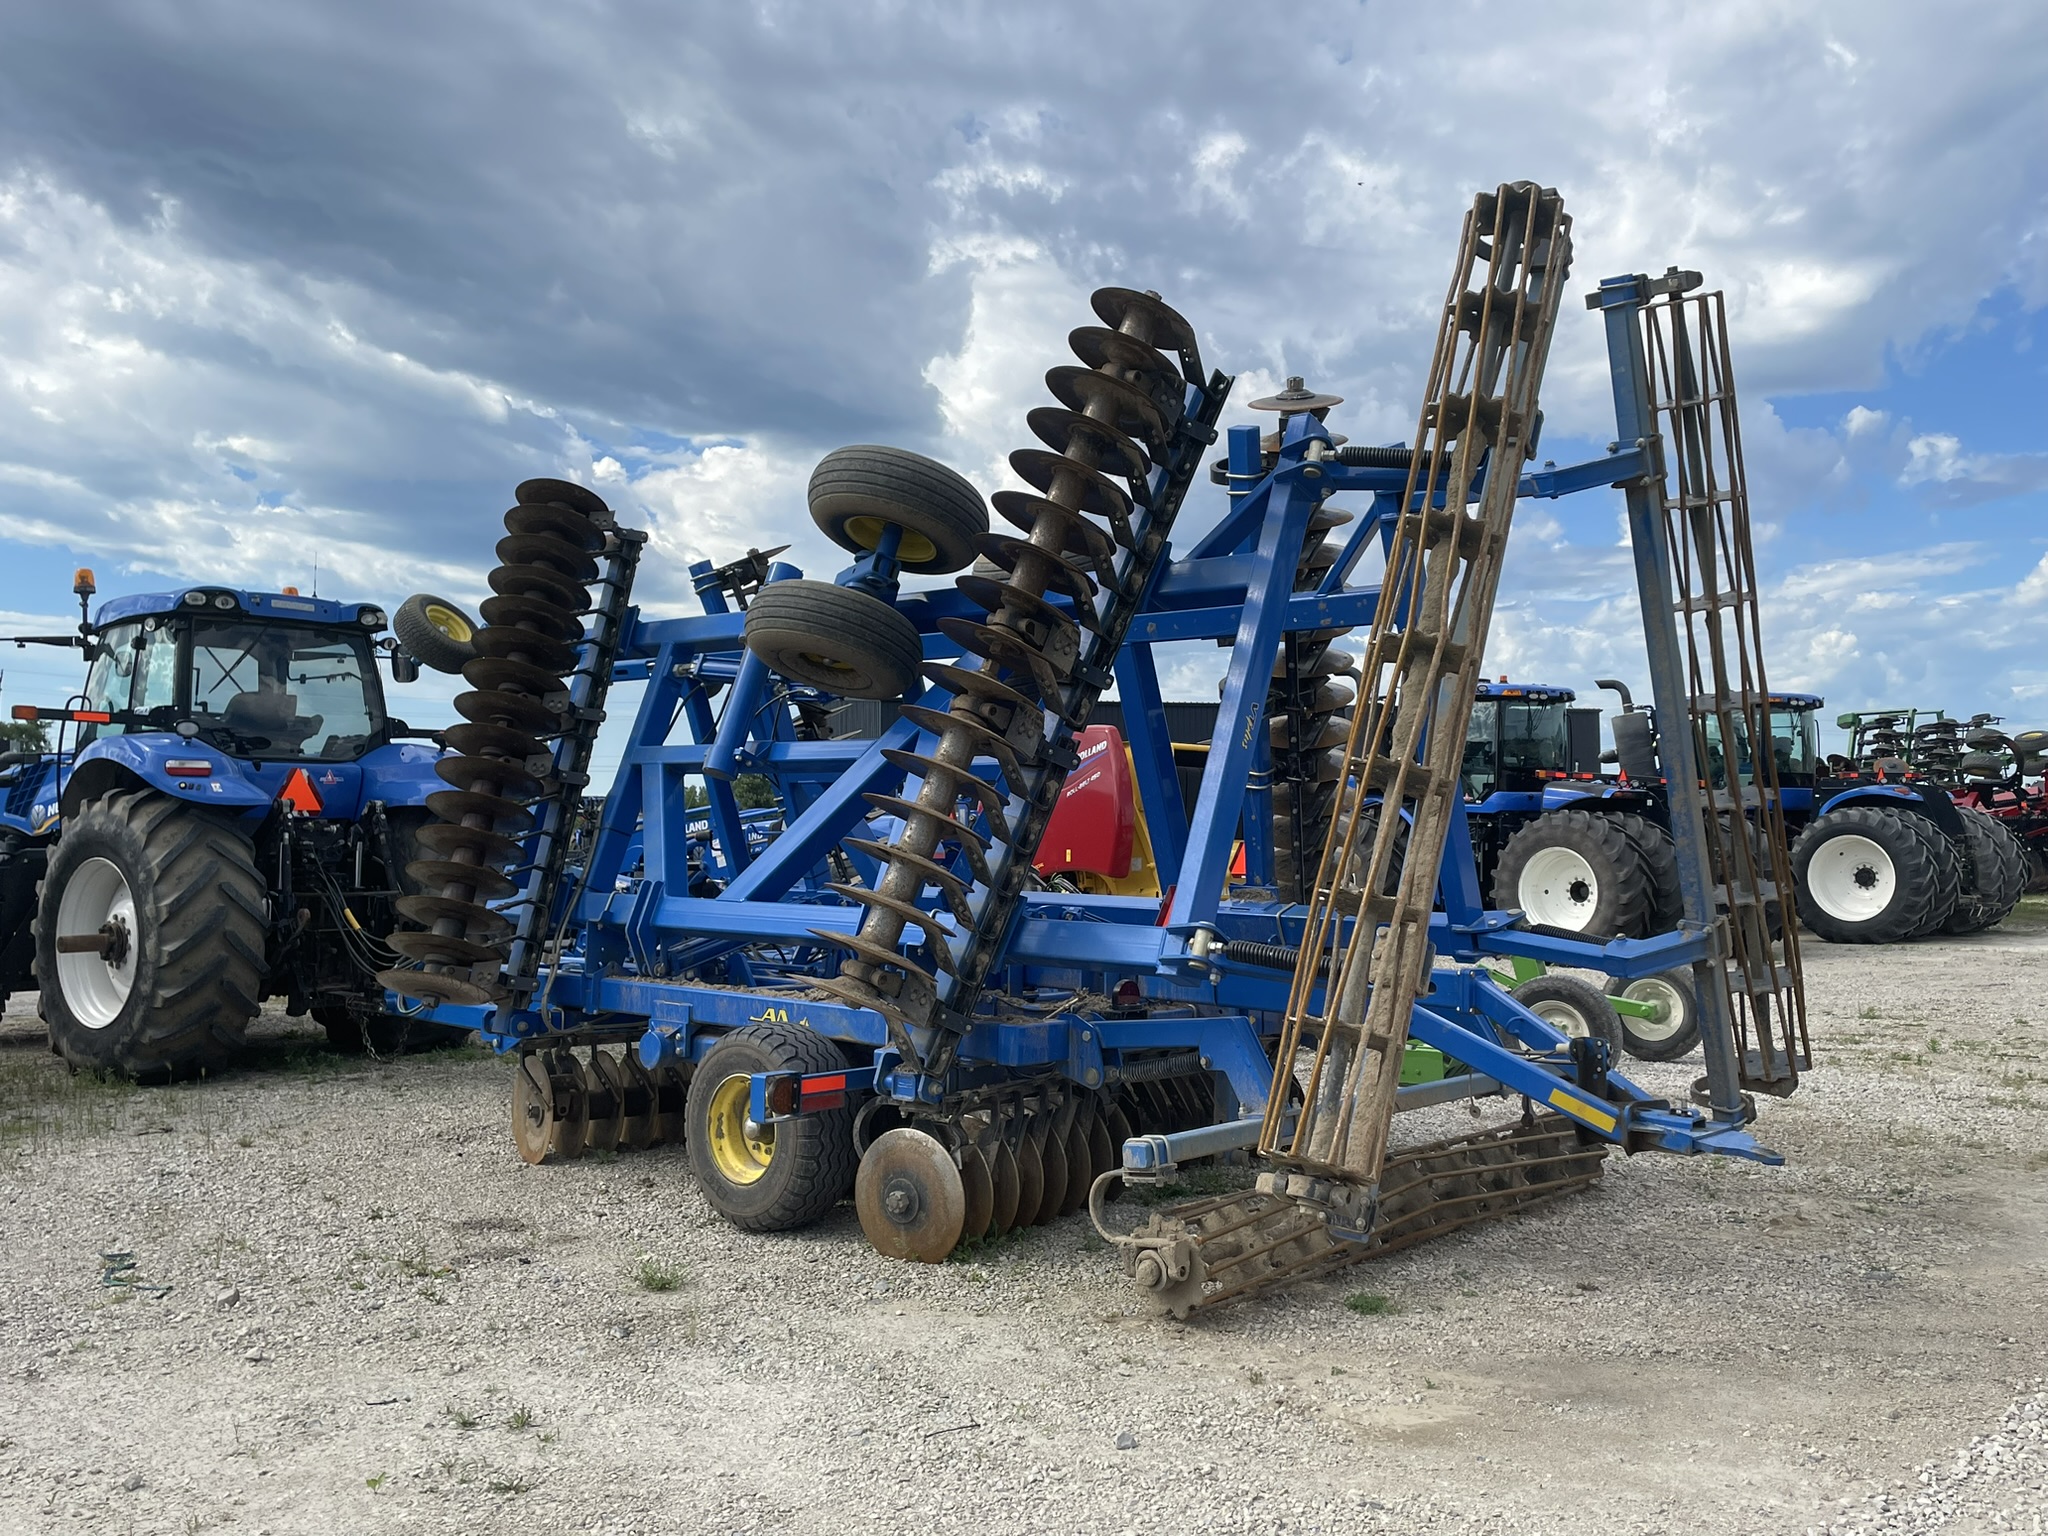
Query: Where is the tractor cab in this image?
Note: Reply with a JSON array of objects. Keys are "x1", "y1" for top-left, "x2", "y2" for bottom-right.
[
  {"x1": 1461, "y1": 681, "x2": 1596, "y2": 810},
  {"x1": 79, "y1": 588, "x2": 401, "y2": 762},
  {"x1": 1699, "y1": 692, "x2": 1822, "y2": 794}
]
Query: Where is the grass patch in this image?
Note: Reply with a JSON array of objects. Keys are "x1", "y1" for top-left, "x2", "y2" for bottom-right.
[
  {"x1": 507, "y1": 1404, "x2": 537, "y2": 1430},
  {"x1": 1344, "y1": 1291, "x2": 1399, "y2": 1317},
  {"x1": 445, "y1": 1405, "x2": 480, "y2": 1431},
  {"x1": 633, "y1": 1258, "x2": 690, "y2": 1293},
  {"x1": 0, "y1": 1050, "x2": 140, "y2": 1151}
]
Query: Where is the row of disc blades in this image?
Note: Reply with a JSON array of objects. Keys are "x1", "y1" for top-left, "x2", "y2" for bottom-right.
[
  {"x1": 511, "y1": 1046, "x2": 689, "y2": 1164},
  {"x1": 856, "y1": 1072, "x2": 1215, "y2": 1262},
  {"x1": 815, "y1": 288, "x2": 1202, "y2": 1047},
  {"x1": 380, "y1": 477, "x2": 613, "y2": 1007}
]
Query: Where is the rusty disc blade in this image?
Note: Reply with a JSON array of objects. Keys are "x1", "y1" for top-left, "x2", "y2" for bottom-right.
[
  {"x1": 959, "y1": 1143, "x2": 995, "y2": 1243},
  {"x1": 1030, "y1": 1122, "x2": 1066, "y2": 1227},
  {"x1": 854, "y1": 1128, "x2": 966, "y2": 1264},
  {"x1": 547, "y1": 1055, "x2": 590, "y2": 1160},
  {"x1": 584, "y1": 1050, "x2": 626, "y2": 1153},
  {"x1": 513, "y1": 1053, "x2": 553, "y2": 1164},
  {"x1": 988, "y1": 1139, "x2": 1021, "y2": 1234},
  {"x1": 1010, "y1": 1129, "x2": 1046, "y2": 1229}
]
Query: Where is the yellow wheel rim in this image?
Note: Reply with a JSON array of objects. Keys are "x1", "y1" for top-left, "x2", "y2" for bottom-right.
[
  {"x1": 423, "y1": 603, "x2": 473, "y2": 642},
  {"x1": 706, "y1": 1073, "x2": 775, "y2": 1186},
  {"x1": 844, "y1": 515, "x2": 938, "y2": 567}
]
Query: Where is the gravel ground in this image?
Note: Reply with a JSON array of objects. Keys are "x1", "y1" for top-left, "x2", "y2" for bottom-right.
[{"x1": 1, "y1": 909, "x2": 2044, "y2": 1536}]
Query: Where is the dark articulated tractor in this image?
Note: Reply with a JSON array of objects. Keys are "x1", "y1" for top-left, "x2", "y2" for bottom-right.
[
  {"x1": 0, "y1": 568, "x2": 474, "y2": 1076},
  {"x1": 1786, "y1": 705, "x2": 2034, "y2": 942}
]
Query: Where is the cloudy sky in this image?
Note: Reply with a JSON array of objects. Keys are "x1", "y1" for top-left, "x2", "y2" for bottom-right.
[{"x1": 2, "y1": 0, "x2": 2044, "y2": 771}]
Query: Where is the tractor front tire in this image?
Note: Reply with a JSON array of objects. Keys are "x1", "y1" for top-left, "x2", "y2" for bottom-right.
[
  {"x1": 686, "y1": 1022, "x2": 858, "y2": 1232},
  {"x1": 36, "y1": 791, "x2": 265, "y2": 1079},
  {"x1": 1791, "y1": 805, "x2": 1951, "y2": 944}
]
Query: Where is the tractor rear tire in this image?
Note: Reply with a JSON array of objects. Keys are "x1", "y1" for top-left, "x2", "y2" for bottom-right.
[
  {"x1": 393, "y1": 594, "x2": 479, "y2": 675},
  {"x1": 1509, "y1": 973, "x2": 1624, "y2": 1058},
  {"x1": 1604, "y1": 969, "x2": 1702, "y2": 1061},
  {"x1": 1944, "y1": 807, "x2": 2029, "y2": 933},
  {"x1": 36, "y1": 790, "x2": 265, "y2": 1079},
  {"x1": 808, "y1": 446, "x2": 989, "y2": 576},
  {"x1": 686, "y1": 1022, "x2": 858, "y2": 1232},
  {"x1": 1791, "y1": 805, "x2": 1951, "y2": 944},
  {"x1": 1612, "y1": 813, "x2": 1681, "y2": 933},
  {"x1": 743, "y1": 580, "x2": 923, "y2": 701},
  {"x1": 1492, "y1": 810, "x2": 1651, "y2": 938}
]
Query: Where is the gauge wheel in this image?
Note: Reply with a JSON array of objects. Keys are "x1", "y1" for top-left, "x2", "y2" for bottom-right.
[
  {"x1": 394, "y1": 593, "x2": 479, "y2": 675},
  {"x1": 1603, "y1": 968, "x2": 1702, "y2": 1061}
]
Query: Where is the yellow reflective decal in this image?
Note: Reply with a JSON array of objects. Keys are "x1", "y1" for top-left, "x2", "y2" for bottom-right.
[{"x1": 1547, "y1": 1087, "x2": 1618, "y2": 1134}]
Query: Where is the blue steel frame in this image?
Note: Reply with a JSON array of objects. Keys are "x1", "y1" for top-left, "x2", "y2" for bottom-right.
[{"x1": 409, "y1": 277, "x2": 1780, "y2": 1168}]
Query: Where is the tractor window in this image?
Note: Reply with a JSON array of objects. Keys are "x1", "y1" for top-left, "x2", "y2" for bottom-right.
[
  {"x1": 79, "y1": 623, "x2": 141, "y2": 741},
  {"x1": 1499, "y1": 702, "x2": 1569, "y2": 778},
  {"x1": 135, "y1": 625, "x2": 181, "y2": 720},
  {"x1": 1462, "y1": 701, "x2": 1499, "y2": 800},
  {"x1": 186, "y1": 620, "x2": 384, "y2": 759},
  {"x1": 1769, "y1": 708, "x2": 1817, "y2": 780}
]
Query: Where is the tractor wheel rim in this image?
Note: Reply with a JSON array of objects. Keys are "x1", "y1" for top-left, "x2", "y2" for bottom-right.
[
  {"x1": 1518, "y1": 846, "x2": 1599, "y2": 929},
  {"x1": 1620, "y1": 976, "x2": 1688, "y2": 1042},
  {"x1": 705, "y1": 1073, "x2": 775, "y2": 1186},
  {"x1": 1530, "y1": 999, "x2": 1591, "y2": 1038},
  {"x1": 1807, "y1": 833, "x2": 1895, "y2": 922},
  {"x1": 55, "y1": 857, "x2": 137, "y2": 1029}
]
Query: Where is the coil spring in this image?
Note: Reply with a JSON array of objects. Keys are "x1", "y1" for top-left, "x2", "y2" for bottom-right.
[
  {"x1": 380, "y1": 478, "x2": 612, "y2": 1006},
  {"x1": 810, "y1": 288, "x2": 1200, "y2": 1044}
]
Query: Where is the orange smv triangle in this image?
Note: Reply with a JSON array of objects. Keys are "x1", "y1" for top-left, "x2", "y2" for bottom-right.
[{"x1": 277, "y1": 767, "x2": 323, "y2": 814}]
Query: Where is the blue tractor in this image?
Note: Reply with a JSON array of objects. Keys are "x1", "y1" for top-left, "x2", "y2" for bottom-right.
[{"x1": 0, "y1": 566, "x2": 471, "y2": 1076}]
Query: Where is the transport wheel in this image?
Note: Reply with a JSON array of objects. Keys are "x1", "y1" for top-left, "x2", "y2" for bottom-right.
[
  {"x1": 1492, "y1": 809, "x2": 1650, "y2": 938},
  {"x1": 1604, "y1": 969, "x2": 1702, "y2": 1061},
  {"x1": 1944, "y1": 807, "x2": 2029, "y2": 933},
  {"x1": 1509, "y1": 973, "x2": 1624, "y2": 1058},
  {"x1": 393, "y1": 593, "x2": 479, "y2": 675},
  {"x1": 855, "y1": 1127, "x2": 967, "y2": 1262},
  {"x1": 808, "y1": 446, "x2": 989, "y2": 576},
  {"x1": 1791, "y1": 806, "x2": 1948, "y2": 944},
  {"x1": 37, "y1": 790, "x2": 263, "y2": 1079},
  {"x1": 742, "y1": 580, "x2": 923, "y2": 701},
  {"x1": 685, "y1": 1022, "x2": 857, "y2": 1231}
]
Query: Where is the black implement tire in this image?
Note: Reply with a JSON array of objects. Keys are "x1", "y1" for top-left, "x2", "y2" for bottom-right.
[
  {"x1": 36, "y1": 791, "x2": 264, "y2": 1079},
  {"x1": 393, "y1": 594, "x2": 479, "y2": 675},
  {"x1": 808, "y1": 446, "x2": 988, "y2": 576},
  {"x1": 1945, "y1": 807, "x2": 2029, "y2": 934},
  {"x1": 1492, "y1": 809, "x2": 1651, "y2": 938},
  {"x1": 1791, "y1": 805, "x2": 1950, "y2": 944},
  {"x1": 1510, "y1": 973, "x2": 1624, "y2": 1057},
  {"x1": 743, "y1": 580, "x2": 922, "y2": 701},
  {"x1": 1604, "y1": 969, "x2": 1702, "y2": 1061},
  {"x1": 686, "y1": 1022, "x2": 858, "y2": 1232},
  {"x1": 1613, "y1": 813, "x2": 1681, "y2": 933}
]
